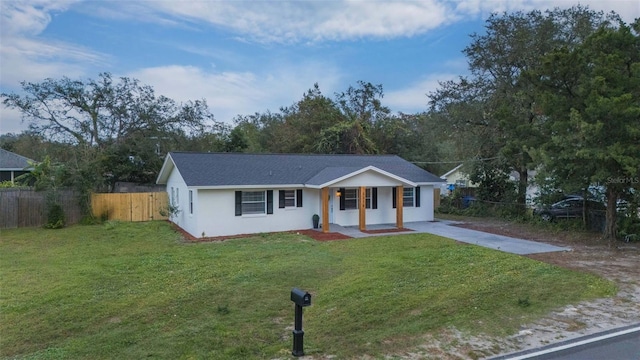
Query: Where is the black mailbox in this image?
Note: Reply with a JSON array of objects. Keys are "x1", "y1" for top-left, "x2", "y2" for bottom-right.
[{"x1": 291, "y1": 288, "x2": 311, "y2": 307}]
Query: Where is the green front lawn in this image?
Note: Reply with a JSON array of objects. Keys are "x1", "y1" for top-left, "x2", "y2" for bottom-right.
[{"x1": 0, "y1": 222, "x2": 616, "y2": 359}]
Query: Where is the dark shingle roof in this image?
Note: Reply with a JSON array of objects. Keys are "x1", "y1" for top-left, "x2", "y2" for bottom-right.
[
  {"x1": 305, "y1": 166, "x2": 362, "y2": 185},
  {"x1": 0, "y1": 149, "x2": 34, "y2": 170},
  {"x1": 164, "y1": 152, "x2": 444, "y2": 187}
]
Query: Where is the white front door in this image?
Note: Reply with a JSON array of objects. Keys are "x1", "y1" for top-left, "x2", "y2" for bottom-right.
[{"x1": 329, "y1": 194, "x2": 334, "y2": 223}]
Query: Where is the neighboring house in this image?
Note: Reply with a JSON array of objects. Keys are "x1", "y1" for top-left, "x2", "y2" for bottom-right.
[
  {"x1": 439, "y1": 164, "x2": 478, "y2": 196},
  {"x1": 0, "y1": 149, "x2": 34, "y2": 183},
  {"x1": 439, "y1": 163, "x2": 540, "y2": 205},
  {"x1": 156, "y1": 152, "x2": 445, "y2": 238}
]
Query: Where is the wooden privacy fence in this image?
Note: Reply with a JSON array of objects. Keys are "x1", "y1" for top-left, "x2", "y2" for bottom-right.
[
  {"x1": 91, "y1": 192, "x2": 168, "y2": 222},
  {"x1": 0, "y1": 188, "x2": 84, "y2": 229},
  {"x1": 433, "y1": 188, "x2": 441, "y2": 208}
]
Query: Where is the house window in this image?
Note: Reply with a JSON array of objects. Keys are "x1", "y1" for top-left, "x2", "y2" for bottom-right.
[
  {"x1": 283, "y1": 190, "x2": 296, "y2": 207},
  {"x1": 344, "y1": 188, "x2": 358, "y2": 209},
  {"x1": 365, "y1": 188, "x2": 371, "y2": 209},
  {"x1": 403, "y1": 187, "x2": 414, "y2": 207},
  {"x1": 455, "y1": 179, "x2": 467, "y2": 187},
  {"x1": 340, "y1": 188, "x2": 376, "y2": 210},
  {"x1": 189, "y1": 190, "x2": 193, "y2": 214},
  {"x1": 171, "y1": 187, "x2": 175, "y2": 206},
  {"x1": 279, "y1": 189, "x2": 303, "y2": 208},
  {"x1": 242, "y1": 191, "x2": 266, "y2": 214}
]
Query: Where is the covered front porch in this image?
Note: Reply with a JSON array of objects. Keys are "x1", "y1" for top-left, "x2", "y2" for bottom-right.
[
  {"x1": 319, "y1": 185, "x2": 407, "y2": 233},
  {"x1": 318, "y1": 222, "x2": 414, "y2": 237}
]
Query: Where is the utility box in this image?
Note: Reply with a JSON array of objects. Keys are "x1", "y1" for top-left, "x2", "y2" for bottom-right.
[{"x1": 291, "y1": 288, "x2": 311, "y2": 307}]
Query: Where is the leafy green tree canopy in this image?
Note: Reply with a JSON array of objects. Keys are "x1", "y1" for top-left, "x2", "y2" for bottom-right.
[
  {"x1": 429, "y1": 6, "x2": 616, "y2": 206},
  {"x1": 2, "y1": 73, "x2": 212, "y2": 148},
  {"x1": 532, "y1": 19, "x2": 640, "y2": 240}
]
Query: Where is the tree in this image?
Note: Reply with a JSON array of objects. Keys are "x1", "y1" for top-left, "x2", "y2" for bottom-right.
[
  {"x1": 2, "y1": 73, "x2": 219, "y2": 213},
  {"x1": 369, "y1": 112, "x2": 446, "y2": 174},
  {"x1": 16, "y1": 156, "x2": 69, "y2": 228},
  {"x1": 229, "y1": 81, "x2": 385, "y2": 155},
  {"x1": 429, "y1": 77, "x2": 499, "y2": 162},
  {"x1": 223, "y1": 126, "x2": 249, "y2": 152},
  {"x1": 533, "y1": 19, "x2": 640, "y2": 241},
  {"x1": 231, "y1": 111, "x2": 286, "y2": 153},
  {"x1": 278, "y1": 83, "x2": 344, "y2": 153},
  {"x1": 315, "y1": 120, "x2": 377, "y2": 154},
  {"x1": 0, "y1": 131, "x2": 72, "y2": 165},
  {"x1": 2, "y1": 73, "x2": 211, "y2": 148},
  {"x1": 335, "y1": 81, "x2": 389, "y2": 125},
  {"x1": 430, "y1": 6, "x2": 613, "y2": 206},
  {"x1": 314, "y1": 81, "x2": 389, "y2": 154}
]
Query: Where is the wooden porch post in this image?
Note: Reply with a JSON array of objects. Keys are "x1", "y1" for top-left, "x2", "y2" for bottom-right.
[
  {"x1": 396, "y1": 185, "x2": 403, "y2": 229},
  {"x1": 322, "y1": 187, "x2": 329, "y2": 233},
  {"x1": 359, "y1": 186, "x2": 366, "y2": 231}
]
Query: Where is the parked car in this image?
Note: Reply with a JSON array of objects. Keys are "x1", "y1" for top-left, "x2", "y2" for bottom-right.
[{"x1": 534, "y1": 197, "x2": 606, "y2": 222}]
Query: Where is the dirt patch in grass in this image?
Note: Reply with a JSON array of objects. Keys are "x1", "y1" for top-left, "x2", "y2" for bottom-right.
[
  {"x1": 409, "y1": 217, "x2": 640, "y2": 359},
  {"x1": 296, "y1": 229, "x2": 352, "y2": 241},
  {"x1": 171, "y1": 223, "x2": 352, "y2": 242},
  {"x1": 172, "y1": 221, "x2": 408, "y2": 242}
]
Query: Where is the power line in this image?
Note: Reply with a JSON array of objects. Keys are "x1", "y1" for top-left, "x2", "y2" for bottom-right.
[{"x1": 410, "y1": 156, "x2": 500, "y2": 165}]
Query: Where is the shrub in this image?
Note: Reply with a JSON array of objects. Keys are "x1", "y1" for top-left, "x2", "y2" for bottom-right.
[
  {"x1": 45, "y1": 203, "x2": 65, "y2": 229},
  {"x1": 618, "y1": 216, "x2": 640, "y2": 242},
  {"x1": 463, "y1": 201, "x2": 491, "y2": 217}
]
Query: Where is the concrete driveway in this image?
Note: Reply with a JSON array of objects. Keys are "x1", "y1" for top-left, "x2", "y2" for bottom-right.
[{"x1": 332, "y1": 220, "x2": 570, "y2": 255}]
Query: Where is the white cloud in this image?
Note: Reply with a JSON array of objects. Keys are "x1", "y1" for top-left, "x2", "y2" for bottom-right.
[
  {"x1": 385, "y1": 73, "x2": 459, "y2": 114},
  {"x1": 129, "y1": 62, "x2": 343, "y2": 124},
  {"x1": 136, "y1": 0, "x2": 459, "y2": 43},
  {"x1": 453, "y1": 0, "x2": 640, "y2": 22},
  {"x1": 126, "y1": 0, "x2": 639, "y2": 43},
  {"x1": 0, "y1": 106, "x2": 29, "y2": 134},
  {"x1": 0, "y1": 0, "x2": 82, "y2": 35},
  {"x1": 0, "y1": 1, "x2": 108, "y2": 88},
  {"x1": 572, "y1": 0, "x2": 640, "y2": 22},
  {"x1": 0, "y1": 1, "x2": 90, "y2": 135},
  {"x1": 2, "y1": 0, "x2": 638, "y2": 137}
]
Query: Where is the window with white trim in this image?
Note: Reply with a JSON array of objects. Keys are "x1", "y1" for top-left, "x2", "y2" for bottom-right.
[
  {"x1": 403, "y1": 187, "x2": 414, "y2": 207},
  {"x1": 242, "y1": 191, "x2": 266, "y2": 214},
  {"x1": 189, "y1": 190, "x2": 193, "y2": 214},
  {"x1": 171, "y1": 187, "x2": 175, "y2": 206},
  {"x1": 365, "y1": 188, "x2": 372, "y2": 209}
]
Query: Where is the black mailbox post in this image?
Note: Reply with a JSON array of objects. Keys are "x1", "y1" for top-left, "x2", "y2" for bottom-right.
[{"x1": 290, "y1": 288, "x2": 311, "y2": 356}]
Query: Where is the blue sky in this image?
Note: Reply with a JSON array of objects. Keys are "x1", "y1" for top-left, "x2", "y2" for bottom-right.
[{"x1": 1, "y1": 0, "x2": 638, "y2": 135}]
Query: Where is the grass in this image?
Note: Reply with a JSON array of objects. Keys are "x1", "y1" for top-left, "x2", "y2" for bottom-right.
[{"x1": 0, "y1": 221, "x2": 616, "y2": 359}]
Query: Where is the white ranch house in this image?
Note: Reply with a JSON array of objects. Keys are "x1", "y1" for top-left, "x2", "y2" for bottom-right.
[{"x1": 156, "y1": 152, "x2": 445, "y2": 238}]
